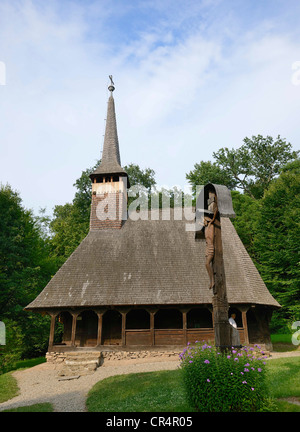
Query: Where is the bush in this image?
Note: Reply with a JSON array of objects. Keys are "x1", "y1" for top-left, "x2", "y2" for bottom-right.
[{"x1": 180, "y1": 342, "x2": 270, "y2": 412}]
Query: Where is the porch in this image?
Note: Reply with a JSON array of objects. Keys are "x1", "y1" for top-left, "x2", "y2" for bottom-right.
[{"x1": 47, "y1": 304, "x2": 252, "y2": 351}]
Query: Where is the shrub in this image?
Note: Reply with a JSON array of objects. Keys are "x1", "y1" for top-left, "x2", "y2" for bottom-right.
[{"x1": 180, "y1": 342, "x2": 270, "y2": 412}]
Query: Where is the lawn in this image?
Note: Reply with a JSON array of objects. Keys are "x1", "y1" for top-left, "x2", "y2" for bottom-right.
[
  {"x1": 271, "y1": 334, "x2": 299, "y2": 352},
  {"x1": 86, "y1": 370, "x2": 195, "y2": 412},
  {"x1": 2, "y1": 403, "x2": 53, "y2": 412},
  {"x1": 0, "y1": 372, "x2": 19, "y2": 403},
  {"x1": 86, "y1": 357, "x2": 300, "y2": 412},
  {"x1": 0, "y1": 357, "x2": 46, "y2": 404}
]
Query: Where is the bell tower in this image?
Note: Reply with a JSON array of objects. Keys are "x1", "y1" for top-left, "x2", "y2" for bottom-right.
[{"x1": 89, "y1": 77, "x2": 129, "y2": 229}]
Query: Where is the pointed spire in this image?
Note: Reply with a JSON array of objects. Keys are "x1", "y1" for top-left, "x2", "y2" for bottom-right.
[{"x1": 91, "y1": 77, "x2": 127, "y2": 177}]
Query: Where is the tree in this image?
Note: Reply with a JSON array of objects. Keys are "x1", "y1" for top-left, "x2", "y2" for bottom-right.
[
  {"x1": 186, "y1": 135, "x2": 298, "y2": 200},
  {"x1": 213, "y1": 135, "x2": 299, "y2": 199},
  {"x1": 124, "y1": 163, "x2": 156, "y2": 193},
  {"x1": 253, "y1": 161, "x2": 300, "y2": 331},
  {"x1": 0, "y1": 184, "x2": 55, "y2": 369},
  {"x1": 186, "y1": 161, "x2": 237, "y2": 194}
]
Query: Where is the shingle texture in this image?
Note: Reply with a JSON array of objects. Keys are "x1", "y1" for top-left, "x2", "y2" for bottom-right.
[
  {"x1": 26, "y1": 210, "x2": 280, "y2": 310},
  {"x1": 92, "y1": 95, "x2": 127, "y2": 176}
]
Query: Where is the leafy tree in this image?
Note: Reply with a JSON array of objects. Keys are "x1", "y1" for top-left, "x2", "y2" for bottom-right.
[
  {"x1": 213, "y1": 135, "x2": 299, "y2": 199},
  {"x1": 186, "y1": 135, "x2": 298, "y2": 200},
  {"x1": 254, "y1": 160, "x2": 300, "y2": 331},
  {"x1": 231, "y1": 191, "x2": 260, "y2": 258},
  {"x1": 0, "y1": 185, "x2": 55, "y2": 369},
  {"x1": 124, "y1": 163, "x2": 156, "y2": 193},
  {"x1": 186, "y1": 161, "x2": 237, "y2": 194}
]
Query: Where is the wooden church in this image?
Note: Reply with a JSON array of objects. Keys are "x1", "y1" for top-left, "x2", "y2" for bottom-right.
[{"x1": 25, "y1": 80, "x2": 280, "y2": 352}]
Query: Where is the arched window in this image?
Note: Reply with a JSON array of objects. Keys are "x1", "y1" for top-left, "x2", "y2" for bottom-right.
[
  {"x1": 75, "y1": 310, "x2": 98, "y2": 347},
  {"x1": 126, "y1": 309, "x2": 150, "y2": 329},
  {"x1": 154, "y1": 309, "x2": 182, "y2": 329},
  {"x1": 187, "y1": 308, "x2": 213, "y2": 329}
]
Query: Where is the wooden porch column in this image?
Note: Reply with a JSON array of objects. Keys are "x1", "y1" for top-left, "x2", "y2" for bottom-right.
[
  {"x1": 148, "y1": 312, "x2": 154, "y2": 346},
  {"x1": 97, "y1": 313, "x2": 103, "y2": 346},
  {"x1": 241, "y1": 308, "x2": 249, "y2": 345},
  {"x1": 48, "y1": 312, "x2": 58, "y2": 350},
  {"x1": 182, "y1": 311, "x2": 187, "y2": 346},
  {"x1": 71, "y1": 312, "x2": 79, "y2": 347},
  {"x1": 121, "y1": 312, "x2": 127, "y2": 346}
]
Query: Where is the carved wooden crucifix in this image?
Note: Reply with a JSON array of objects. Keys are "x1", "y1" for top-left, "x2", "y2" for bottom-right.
[{"x1": 200, "y1": 184, "x2": 234, "y2": 351}]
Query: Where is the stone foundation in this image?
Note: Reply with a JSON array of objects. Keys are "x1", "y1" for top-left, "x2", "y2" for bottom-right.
[{"x1": 46, "y1": 349, "x2": 181, "y2": 375}]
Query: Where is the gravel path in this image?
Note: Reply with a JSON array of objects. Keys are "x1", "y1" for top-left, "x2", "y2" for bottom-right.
[
  {"x1": 1, "y1": 350, "x2": 299, "y2": 413},
  {"x1": 0, "y1": 358, "x2": 180, "y2": 412}
]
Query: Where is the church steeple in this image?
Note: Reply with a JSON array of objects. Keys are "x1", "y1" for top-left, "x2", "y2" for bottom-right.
[
  {"x1": 90, "y1": 77, "x2": 127, "y2": 180},
  {"x1": 89, "y1": 77, "x2": 128, "y2": 230}
]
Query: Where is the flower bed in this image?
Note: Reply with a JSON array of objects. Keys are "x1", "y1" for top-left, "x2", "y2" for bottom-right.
[{"x1": 180, "y1": 342, "x2": 270, "y2": 412}]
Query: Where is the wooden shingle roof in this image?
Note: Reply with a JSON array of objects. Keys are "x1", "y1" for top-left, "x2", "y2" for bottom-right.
[
  {"x1": 26, "y1": 211, "x2": 280, "y2": 310},
  {"x1": 90, "y1": 94, "x2": 127, "y2": 177}
]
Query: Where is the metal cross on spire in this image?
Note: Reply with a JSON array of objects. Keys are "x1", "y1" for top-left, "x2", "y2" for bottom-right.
[{"x1": 108, "y1": 75, "x2": 115, "y2": 92}]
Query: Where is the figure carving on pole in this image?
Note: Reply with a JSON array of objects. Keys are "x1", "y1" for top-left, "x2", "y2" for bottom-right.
[{"x1": 203, "y1": 191, "x2": 218, "y2": 290}]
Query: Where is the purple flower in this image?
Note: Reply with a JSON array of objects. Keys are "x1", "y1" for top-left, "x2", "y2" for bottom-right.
[
  {"x1": 204, "y1": 359, "x2": 210, "y2": 364},
  {"x1": 244, "y1": 363, "x2": 250, "y2": 367},
  {"x1": 244, "y1": 368, "x2": 249, "y2": 372},
  {"x1": 242, "y1": 381, "x2": 247, "y2": 384},
  {"x1": 251, "y1": 388, "x2": 255, "y2": 391},
  {"x1": 227, "y1": 355, "x2": 231, "y2": 359},
  {"x1": 251, "y1": 367, "x2": 255, "y2": 371},
  {"x1": 234, "y1": 358, "x2": 239, "y2": 362},
  {"x1": 207, "y1": 379, "x2": 210, "y2": 382},
  {"x1": 257, "y1": 368, "x2": 262, "y2": 372},
  {"x1": 230, "y1": 373, "x2": 233, "y2": 375},
  {"x1": 241, "y1": 372, "x2": 244, "y2": 375},
  {"x1": 189, "y1": 360, "x2": 193, "y2": 363},
  {"x1": 232, "y1": 350, "x2": 237, "y2": 354}
]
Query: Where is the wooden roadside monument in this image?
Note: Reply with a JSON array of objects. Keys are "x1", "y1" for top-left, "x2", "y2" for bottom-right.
[{"x1": 196, "y1": 184, "x2": 237, "y2": 351}]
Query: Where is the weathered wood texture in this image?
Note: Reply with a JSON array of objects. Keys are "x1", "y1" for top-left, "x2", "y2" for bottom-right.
[{"x1": 212, "y1": 215, "x2": 232, "y2": 349}]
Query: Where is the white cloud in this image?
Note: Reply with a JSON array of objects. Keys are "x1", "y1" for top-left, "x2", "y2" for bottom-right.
[{"x1": 0, "y1": 0, "x2": 299, "y2": 215}]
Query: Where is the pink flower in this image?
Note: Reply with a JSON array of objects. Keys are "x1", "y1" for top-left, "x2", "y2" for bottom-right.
[
  {"x1": 251, "y1": 388, "x2": 255, "y2": 391},
  {"x1": 207, "y1": 379, "x2": 210, "y2": 382}
]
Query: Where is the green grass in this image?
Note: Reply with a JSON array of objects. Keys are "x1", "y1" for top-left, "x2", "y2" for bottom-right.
[
  {"x1": 266, "y1": 357, "x2": 300, "y2": 399},
  {"x1": 86, "y1": 357, "x2": 300, "y2": 412},
  {"x1": 270, "y1": 334, "x2": 299, "y2": 352},
  {"x1": 1, "y1": 356, "x2": 46, "y2": 374},
  {"x1": 0, "y1": 372, "x2": 19, "y2": 403},
  {"x1": 2, "y1": 403, "x2": 53, "y2": 412},
  {"x1": 0, "y1": 357, "x2": 46, "y2": 404},
  {"x1": 86, "y1": 370, "x2": 195, "y2": 412}
]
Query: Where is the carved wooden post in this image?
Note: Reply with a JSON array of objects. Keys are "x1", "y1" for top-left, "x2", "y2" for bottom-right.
[
  {"x1": 48, "y1": 312, "x2": 58, "y2": 350},
  {"x1": 182, "y1": 311, "x2": 187, "y2": 346},
  {"x1": 97, "y1": 312, "x2": 103, "y2": 346},
  {"x1": 212, "y1": 213, "x2": 232, "y2": 351},
  {"x1": 121, "y1": 312, "x2": 126, "y2": 346},
  {"x1": 71, "y1": 311, "x2": 79, "y2": 347},
  {"x1": 240, "y1": 307, "x2": 249, "y2": 345},
  {"x1": 150, "y1": 312, "x2": 155, "y2": 346},
  {"x1": 197, "y1": 184, "x2": 236, "y2": 352}
]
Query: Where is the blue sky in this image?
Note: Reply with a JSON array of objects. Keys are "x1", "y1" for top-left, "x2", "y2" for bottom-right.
[{"x1": 0, "y1": 0, "x2": 300, "y2": 215}]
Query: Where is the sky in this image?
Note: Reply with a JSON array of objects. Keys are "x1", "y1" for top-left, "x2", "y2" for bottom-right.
[{"x1": 0, "y1": 0, "x2": 300, "y2": 216}]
